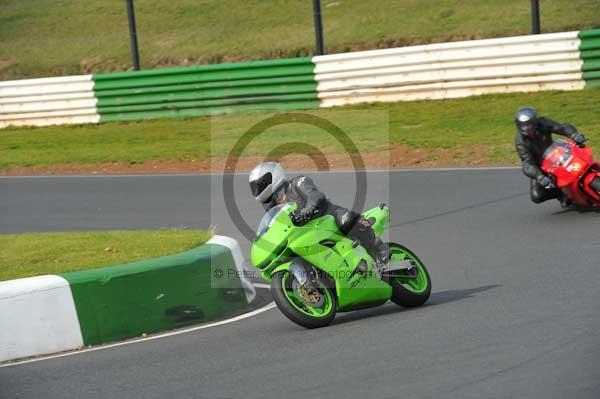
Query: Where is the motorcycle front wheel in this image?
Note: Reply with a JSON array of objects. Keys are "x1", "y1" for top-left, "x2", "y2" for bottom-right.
[
  {"x1": 271, "y1": 270, "x2": 336, "y2": 328},
  {"x1": 386, "y1": 243, "x2": 432, "y2": 307}
]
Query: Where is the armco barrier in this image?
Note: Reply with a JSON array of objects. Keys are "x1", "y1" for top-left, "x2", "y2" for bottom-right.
[
  {"x1": 93, "y1": 57, "x2": 319, "y2": 122},
  {"x1": 1, "y1": 29, "x2": 599, "y2": 128},
  {"x1": 313, "y1": 31, "x2": 586, "y2": 106},
  {"x1": 0, "y1": 57, "x2": 318, "y2": 128},
  {"x1": 579, "y1": 29, "x2": 600, "y2": 88},
  {"x1": 0, "y1": 75, "x2": 98, "y2": 128},
  {"x1": 0, "y1": 236, "x2": 255, "y2": 363}
]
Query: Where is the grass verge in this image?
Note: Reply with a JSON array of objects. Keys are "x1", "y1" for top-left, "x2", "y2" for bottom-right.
[
  {"x1": 1, "y1": 89, "x2": 599, "y2": 172},
  {"x1": 0, "y1": 229, "x2": 213, "y2": 281},
  {"x1": 1, "y1": 0, "x2": 598, "y2": 79}
]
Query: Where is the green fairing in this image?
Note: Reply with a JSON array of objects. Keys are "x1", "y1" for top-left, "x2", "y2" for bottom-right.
[
  {"x1": 251, "y1": 203, "x2": 403, "y2": 312},
  {"x1": 362, "y1": 206, "x2": 390, "y2": 237}
]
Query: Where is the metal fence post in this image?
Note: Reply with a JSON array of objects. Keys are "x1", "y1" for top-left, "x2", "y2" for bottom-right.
[
  {"x1": 312, "y1": 0, "x2": 325, "y2": 55},
  {"x1": 126, "y1": 0, "x2": 141, "y2": 70},
  {"x1": 531, "y1": 0, "x2": 541, "y2": 34}
]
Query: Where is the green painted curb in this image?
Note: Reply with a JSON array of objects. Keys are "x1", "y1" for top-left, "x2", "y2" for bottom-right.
[{"x1": 60, "y1": 243, "x2": 248, "y2": 346}]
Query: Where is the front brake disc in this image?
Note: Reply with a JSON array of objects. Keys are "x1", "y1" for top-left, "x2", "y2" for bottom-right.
[{"x1": 292, "y1": 279, "x2": 324, "y2": 307}]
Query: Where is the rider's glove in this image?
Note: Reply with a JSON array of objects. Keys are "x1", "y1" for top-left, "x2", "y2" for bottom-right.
[
  {"x1": 290, "y1": 206, "x2": 319, "y2": 226},
  {"x1": 537, "y1": 175, "x2": 554, "y2": 190},
  {"x1": 572, "y1": 133, "x2": 587, "y2": 147}
]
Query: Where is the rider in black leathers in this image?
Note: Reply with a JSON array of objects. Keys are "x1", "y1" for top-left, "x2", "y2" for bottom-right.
[
  {"x1": 514, "y1": 107, "x2": 586, "y2": 205},
  {"x1": 249, "y1": 162, "x2": 389, "y2": 268}
]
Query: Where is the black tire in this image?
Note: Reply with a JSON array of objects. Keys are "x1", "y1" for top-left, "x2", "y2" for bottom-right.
[
  {"x1": 590, "y1": 176, "x2": 600, "y2": 195},
  {"x1": 271, "y1": 270, "x2": 336, "y2": 329},
  {"x1": 387, "y1": 243, "x2": 431, "y2": 308}
]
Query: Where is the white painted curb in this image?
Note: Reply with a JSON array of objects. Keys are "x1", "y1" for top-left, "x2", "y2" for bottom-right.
[{"x1": 0, "y1": 275, "x2": 83, "y2": 363}]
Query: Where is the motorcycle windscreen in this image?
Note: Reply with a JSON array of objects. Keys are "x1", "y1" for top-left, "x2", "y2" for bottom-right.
[
  {"x1": 255, "y1": 203, "x2": 291, "y2": 239},
  {"x1": 542, "y1": 140, "x2": 572, "y2": 170}
]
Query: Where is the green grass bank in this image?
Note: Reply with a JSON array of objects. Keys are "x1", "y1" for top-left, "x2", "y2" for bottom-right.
[
  {"x1": 0, "y1": 229, "x2": 213, "y2": 281},
  {"x1": 1, "y1": 89, "x2": 599, "y2": 171}
]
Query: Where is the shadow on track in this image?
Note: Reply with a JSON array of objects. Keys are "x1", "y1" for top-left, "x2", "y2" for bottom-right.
[
  {"x1": 551, "y1": 206, "x2": 600, "y2": 216},
  {"x1": 332, "y1": 284, "x2": 499, "y2": 325},
  {"x1": 428, "y1": 284, "x2": 500, "y2": 305}
]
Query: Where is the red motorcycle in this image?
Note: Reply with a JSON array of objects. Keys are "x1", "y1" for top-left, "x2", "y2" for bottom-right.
[{"x1": 541, "y1": 139, "x2": 600, "y2": 208}]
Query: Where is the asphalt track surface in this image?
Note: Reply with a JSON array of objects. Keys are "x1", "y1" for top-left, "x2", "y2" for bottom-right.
[{"x1": 1, "y1": 169, "x2": 599, "y2": 399}]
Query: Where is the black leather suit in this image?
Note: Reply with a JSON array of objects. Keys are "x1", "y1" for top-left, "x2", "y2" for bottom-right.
[
  {"x1": 263, "y1": 176, "x2": 388, "y2": 262},
  {"x1": 515, "y1": 117, "x2": 579, "y2": 203}
]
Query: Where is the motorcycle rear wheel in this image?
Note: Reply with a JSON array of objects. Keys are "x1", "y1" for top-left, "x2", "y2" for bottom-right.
[
  {"x1": 271, "y1": 270, "x2": 336, "y2": 328},
  {"x1": 386, "y1": 243, "x2": 432, "y2": 307}
]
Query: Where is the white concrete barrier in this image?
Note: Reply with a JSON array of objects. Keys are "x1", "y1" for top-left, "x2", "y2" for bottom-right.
[
  {"x1": 0, "y1": 235, "x2": 255, "y2": 363},
  {"x1": 0, "y1": 275, "x2": 83, "y2": 363}
]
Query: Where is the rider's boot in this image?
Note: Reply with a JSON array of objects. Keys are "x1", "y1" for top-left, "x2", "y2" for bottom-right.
[
  {"x1": 558, "y1": 192, "x2": 572, "y2": 208},
  {"x1": 347, "y1": 220, "x2": 388, "y2": 274},
  {"x1": 373, "y1": 239, "x2": 390, "y2": 273}
]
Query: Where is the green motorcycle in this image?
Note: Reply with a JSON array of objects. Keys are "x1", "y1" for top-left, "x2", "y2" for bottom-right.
[{"x1": 251, "y1": 202, "x2": 431, "y2": 328}]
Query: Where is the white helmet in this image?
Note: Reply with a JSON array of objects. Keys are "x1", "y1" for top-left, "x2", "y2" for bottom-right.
[{"x1": 249, "y1": 162, "x2": 286, "y2": 203}]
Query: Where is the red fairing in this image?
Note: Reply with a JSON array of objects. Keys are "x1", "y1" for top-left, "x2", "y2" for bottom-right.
[
  {"x1": 541, "y1": 139, "x2": 600, "y2": 207},
  {"x1": 582, "y1": 172, "x2": 600, "y2": 202}
]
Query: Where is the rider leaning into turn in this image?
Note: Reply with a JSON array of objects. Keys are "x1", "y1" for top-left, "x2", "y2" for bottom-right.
[
  {"x1": 514, "y1": 107, "x2": 587, "y2": 206},
  {"x1": 249, "y1": 162, "x2": 390, "y2": 269}
]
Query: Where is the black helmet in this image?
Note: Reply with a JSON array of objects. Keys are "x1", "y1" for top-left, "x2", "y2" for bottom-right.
[{"x1": 515, "y1": 107, "x2": 538, "y2": 138}]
